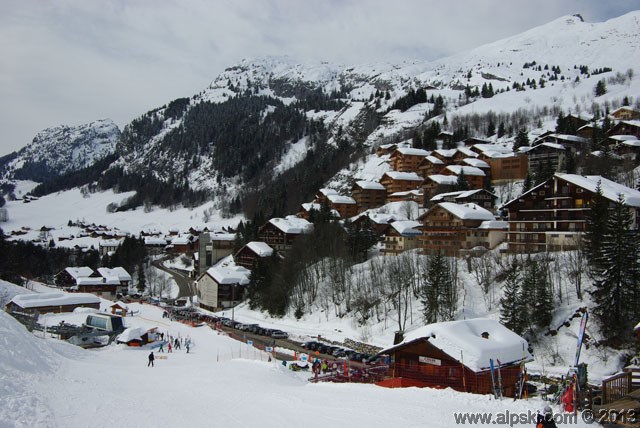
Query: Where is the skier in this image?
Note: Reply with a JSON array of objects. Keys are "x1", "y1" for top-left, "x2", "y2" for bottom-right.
[
  {"x1": 159, "y1": 342, "x2": 164, "y2": 352},
  {"x1": 186, "y1": 340, "x2": 190, "y2": 353},
  {"x1": 168, "y1": 342, "x2": 172, "y2": 353},
  {"x1": 148, "y1": 352, "x2": 155, "y2": 367},
  {"x1": 535, "y1": 405, "x2": 557, "y2": 428}
]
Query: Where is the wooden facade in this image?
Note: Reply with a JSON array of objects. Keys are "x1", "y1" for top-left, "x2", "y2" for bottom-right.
[
  {"x1": 417, "y1": 156, "x2": 445, "y2": 179},
  {"x1": 481, "y1": 154, "x2": 528, "y2": 183},
  {"x1": 389, "y1": 148, "x2": 430, "y2": 172},
  {"x1": 383, "y1": 339, "x2": 521, "y2": 396},
  {"x1": 380, "y1": 172, "x2": 424, "y2": 196},
  {"x1": 351, "y1": 182, "x2": 387, "y2": 213}
]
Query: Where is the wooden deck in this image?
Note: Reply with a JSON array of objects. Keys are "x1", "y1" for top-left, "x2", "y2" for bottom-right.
[{"x1": 593, "y1": 388, "x2": 640, "y2": 427}]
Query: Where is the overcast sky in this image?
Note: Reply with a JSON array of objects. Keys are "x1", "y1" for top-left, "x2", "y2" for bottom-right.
[{"x1": 1, "y1": 0, "x2": 638, "y2": 156}]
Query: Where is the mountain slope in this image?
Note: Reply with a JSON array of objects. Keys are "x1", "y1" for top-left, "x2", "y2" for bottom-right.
[{"x1": 0, "y1": 119, "x2": 120, "y2": 183}]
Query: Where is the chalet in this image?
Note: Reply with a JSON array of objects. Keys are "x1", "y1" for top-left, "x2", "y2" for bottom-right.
[
  {"x1": 168, "y1": 235, "x2": 195, "y2": 254},
  {"x1": 615, "y1": 138, "x2": 640, "y2": 158},
  {"x1": 576, "y1": 123, "x2": 596, "y2": 140},
  {"x1": 234, "y1": 241, "x2": 274, "y2": 269},
  {"x1": 381, "y1": 220, "x2": 422, "y2": 256},
  {"x1": 432, "y1": 148, "x2": 457, "y2": 164},
  {"x1": 525, "y1": 143, "x2": 566, "y2": 175},
  {"x1": 420, "y1": 203, "x2": 499, "y2": 256},
  {"x1": 537, "y1": 133, "x2": 588, "y2": 152},
  {"x1": 607, "y1": 120, "x2": 640, "y2": 139},
  {"x1": 463, "y1": 137, "x2": 491, "y2": 147},
  {"x1": 74, "y1": 276, "x2": 121, "y2": 300},
  {"x1": 453, "y1": 147, "x2": 479, "y2": 162},
  {"x1": 378, "y1": 318, "x2": 532, "y2": 397},
  {"x1": 389, "y1": 147, "x2": 431, "y2": 172},
  {"x1": 196, "y1": 265, "x2": 250, "y2": 312},
  {"x1": 325, "y1": 194, "x2": 358, "y2": 218},
  {"x1": 441, "y1": 165, "x2": 486, "y2": 190},
  {"x1": 428, "y1": 189, "x2": 497, "y2": 211},
  {"x1": 55, "y1": 267, "x2": 95, "y2": 287},
  {"x1": 503, "y1": 173, "x2": 640, "y2": 253},
  {"x1": 387, "y1": 190, "x2": 423, "y2": 204},
  {"x1": 144, "y1": 236, "x2": 168, "y2": 254},
  {"x1": 351, "y1": 213, "x2": 406, "y2": 237},
  {"x1": 422, "y1": 175, "x2": 458, "y2": 200},
  {"x1": 97, "y1": 267, "x2": 132, "y2": 294},
  {"x1": 314, "y1": 188, "x2": 340, "y2": 205},
  {"x1": 258, "y1": 216, "x2": 313, "y2": 251},
  {"x1": 5, "y1": 292, "x2": 100, "y2": 315},
  {"x1": 437, "y1": 131, "x2": 454, "y2": 146},
  {"x1": 376, "y1": 143, "x2": 399, "y2": 157},
  {"x1": 351, "y1": 181, "x2": 387, "y2": 213},
  {"x1": 470, "y1": 143, "x2": 512, "y2": 158},
  {"x1": 99, "y1": 239, "x2": 122, "y2": 257},
  {"x1": 457, "y1": 158, "x2": 491, "y2": 181},
  {"x1": 380, "y1": 172, "x2": 424, "y2": 196},
  {"x1": 417, "y1": 156, "x2": 445, "y2": 179},
  {"x1": 610, "y1": 106, "x2": 640, "y2": 121},
  {"x1": 564, "y1": 113, "x2": 592, "y2": 131},
  {"x1": 196, "y1": 233, "x2": 237, "y2": 277}
]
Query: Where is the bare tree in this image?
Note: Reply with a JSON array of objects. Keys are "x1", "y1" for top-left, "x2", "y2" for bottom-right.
[{"x1": 467, "y1": 252, "x2": 498, "y2": 310}]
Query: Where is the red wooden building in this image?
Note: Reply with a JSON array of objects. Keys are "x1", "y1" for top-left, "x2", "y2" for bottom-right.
[{"x1": 378, "y1": 318, "x2": 532, "y2": 397}]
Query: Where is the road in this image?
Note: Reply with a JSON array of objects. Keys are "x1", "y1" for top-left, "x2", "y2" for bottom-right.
[{"x1": 151, "y1": 258, "x2": 194, "y2": 299}]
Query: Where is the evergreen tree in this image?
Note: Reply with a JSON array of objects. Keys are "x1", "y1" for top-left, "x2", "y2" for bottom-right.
[
  {"x1": 500, "y1": 258, "x2": 523, "y2": 334},
  {"x1": 594, "y1": 79, "x2": 607, "y2": 97},
  {"x1": 487, "y1": 119, "x2": 496, "y2": 137},
  {"x1": 136, "y1": 262, "x2": 146, "y2": 293},
  {"x1": 421, "y1": 253, "x2": 443, "y2": 323},
  {"x1": 584, "y1": 182, "x2": 609, "y2": 279},
  {"x1": 455, "y1": 171, "x2": 470, "y2": 191},
  {"x1": 591, "y1": 194, "x2": 639, "y2": 340},
  {"x1": 521, "y1": 172, "x2": 533, "y2": 195},
  {"x1": 529, "y1": 258, "x2": 553, "y2": 329},
  {"x1": 513, "y1": 129, "x2": 529, "y2": 151},
  {"x1": 497, "y1": 122, "x2": 506, "y2": 138}
]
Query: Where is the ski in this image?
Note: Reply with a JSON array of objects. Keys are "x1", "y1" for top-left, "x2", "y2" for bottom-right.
[
  {"x1": 489, "y1": 358, "x2": 497, "y2": 399},
  {"x1": 496, "y1": 359, "x2": 503, "y2": 399}
]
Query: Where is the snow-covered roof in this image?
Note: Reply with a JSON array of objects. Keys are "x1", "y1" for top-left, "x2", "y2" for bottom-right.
[
  {"x1": 433, "y1": 149, "x2": 457, "y2": 158},
  {"x1": 423, "y1": 155, "x2": 444, "y2": 165},
  {"x1": 326, "y1": 194, "x2": 356, "y2": 205},
  {"x1": 478, "y1": 220, "x2": 508, "y2": 230},
  {"x1": 355, "y1": 213, "x2": 405, "y2": 225},
  {"x1": 318, "y1": 188, "x2": 339, "y2": 197},
  {"x1": 389, "y1": 190, "x2": 423, "y2": 197},
  {"x1": 170, "y1": 235, "x2": 191, "y2": 245},
  {"x1": 635, "y1": 321, "x2": 640, "y2": 331},
  {"x1": 622, "y1": 139, "x2": 640, "y2": 147},
  {"x1": 383, "y1": 318, "x2": 533, "y2": 371},
  {"x1": 444, "y1": 165, "x2": 486, "y2": 177},
  {"x1": 245, "y1": 241, "x2": 274, "y2": 257},
  {"x1": 531, "y1": 142, "x2": 566, "y2": 151},
  {"x1": 144, "y1": 237, "x2": 167, "y2": 245},
  {"x1": 609, "y1": 135, "x2": 639, "y2": 142},
  {"x1": 611, "y1": 106, "x2": 639, "y2": 115},
  {"x1": 210, "y1": 233, "x2": 236, "y2": 241},
  {"x1": 461, "y1": 158, "x2": 490, "y2": 169},
  {"x1": 9, "y1": 292, "x2": 100, "y2": 309},
  {"x1": 76, "y1": 276, "x2": 120, "y2": 286},
  {"x1": 301, "y1": 202, "x2": 321, "y2": 212},
  {"x1": 430, "y1": 189, "x2": 494, "y2": 202},
  {"x1": 457, "y1": 147, "x2": 478, "y2": 158},
  {"x1": 97, "y1": 267, "x2": 132, "y2": 281},
  {"x1": 481, "y1": 151, "x2": 518, "y2": 159},
  {"x1": 268, "y1": 216, "x2": 313, "y2": 234},
  {"x1": 438, "y1": 203, "x2": 495, "y2": 221},
  {"x1": 472, "y1": 144, "x2": 512, "y2": 154},
  {"x1": 620, "y1": 120, "x2": 640, "y2": 128},
  {"x1": 549, "y1": 134, "x2": 588, "y2": 143},
  {"x1": 394, "y1": 147, "x2": 430, "y2": 157},
  {"x1": 64, "y1": 267, "x2": 94, "y2": 279},
  {"x1": 556, "y1": 174, "x2": 640, "y2": 207},
  {"x1": 383, "y1": 171, "x2": 423, "y2": 181},
  {"x1": 355, "y1": 180, "x2": 386, "y2": 191},
  {"x1": 207, "y1": 265, "x2": 251, "y2": 285},
  {"x1": 427, "y1": 175, "x2": 458, "y2": 185},
  {"x1": 116, "y1": 327, "x2": 147, "y2": 343},
  {"x1": 389, "y1": 220, "x2": 422, "y2": 236},
  {"x1": 99, "y1": 239, "x2": 122, "y2": 247}
]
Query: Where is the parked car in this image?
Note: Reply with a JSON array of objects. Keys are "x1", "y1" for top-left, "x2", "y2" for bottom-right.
[
  {"x1": 271, "y1": 330, "x2": 289, "y2": 339},
  {"x1": 332, "y1": 348, "x2": 346, "y2": 357},
  {"x1": 302, "y1": 341, "x2": 318, "y2": 349}
]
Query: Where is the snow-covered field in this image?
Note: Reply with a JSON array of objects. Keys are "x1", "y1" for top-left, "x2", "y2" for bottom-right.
[{"x1": 0, "y1": 281, "x2": 594, "y2": 428}]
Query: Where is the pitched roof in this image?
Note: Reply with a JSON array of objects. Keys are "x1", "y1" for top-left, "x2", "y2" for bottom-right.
[
  {"x1": 207, "y1": 265, "x2": 251, "y2": 285},
  {"x1": 245, "y1": 241, "x2": 274, "y2": 257},
  {"x1": 438, "y1": 202, "x2": 495, "y2": 220},
  {"x1": 355, "y1": 180, "x2": 386, "y2": 191},
  {"x1": 10, "y1": 292, "x2": 100, "y2": 308},
  {"x1": 76, "y1": 276, "x2": 120, "y2": 286},
  {"x1": 64, "y1": 267, "x2": 94, "y2": 279},
  {"x1": 383, "y1": 171, "x2": 423, "y2": 181},
  {"x1": 318, "y1": 188, "x2": 339, "y2": 197},
  {"x1": 423, "y1": 155, "x2": 444, "y2": 165},
  {"x1": 478, "y1": 220, "x2": 508, "y2": 229},
  {"x1": 461, "y1": 158, "x2": 490, "y2": 169},
  {"x1": 389, "y1": 220, "x2": 422, "y2": 236},
  {"x1": 457, "y1": 147, "x2": 478, "y2": 158},
  {"x1": 557, "y1": 173, "x2": 640, "y2": 207},
  {"x1": 472, "y1": 143, "x2": 512, "y2": 154},
  {"x1": 326, "y1": 194, "x2": 356, "y2": 205},
  {"x1": 394, "y1": 147, "x2": 431, "y2": 157},
  {"x1": 97, "y1": 267, "x2": 132, "y2": 281},
  {"x1": 433, "y1": 149, "x2": 457, "y2": 158},
  {"x1": 268, "y1": 216, "x2": 313, "y2": 234},
  {"x1": 427, "y1": 175, "x2": 458, "y2": 185},
  {"x1": 430, "y1": 189, "x2": 494, "y2": 202},
  {"x1": 444, "y1": 165, "x2": 486, "y2": 177},
  {"x1": 382, "y1": 318, "x2": 532, "y2": 371}
]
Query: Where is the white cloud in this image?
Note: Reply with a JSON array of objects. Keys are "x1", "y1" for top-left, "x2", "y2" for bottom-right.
[{"x1": 0, "y1": 0, "x2": 637, "y2": 155}]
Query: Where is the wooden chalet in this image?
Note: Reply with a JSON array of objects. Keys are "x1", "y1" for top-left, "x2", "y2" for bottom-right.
[
  {"x1": 55, "y1": 267, "x2": 95, "y2": 287},
  {"x1": 441, "y1": 165, "x2": 486, "y2": 190},
  {"x1": 420, "y1": 203, "x2": 502, "y2": 256},
  {"x1": 610, "y1": 106, "x2": 640, "y2": 121},
  {"x1": 258, "y1": 216, "x2": 313, "y2": 251},
  {"x1": 428, "y1": 189, "x2": 496, "y2": 210},
  {"x1": 525, "y1": 143, "x2": 566, "y2": 175},
  {"x1": 453, "y1": 147, "x2": 479, "y2": 162},
  {"x1": 74, "y1": 276, "x2": 121, "y2": 300},
  {"x1": 352, "y1": 213, "x2": 405, "y2": 237},
  {"x1": 431, "y1": 149, "x2": 457, "y2": 164},
  {"x1": 576, "y1": 123, "x2": 595, "y2": 140},
  {"x1": 380, "y1": 172, "x2": 424, "y2": 196},
  {"x1": 325, "y1": 194, "x2": 358, "y2": 218},
  {"x1": 607, "y1": 120, "x2": 640, "y2": 139},
  {"x1": 503, "y1": 173, "x2": 640, "y2": 253},
  {"x1": 351, "y1": 181, "x2": 387, "y2": 213},
  {"x1": 97, "y1": 267, "x2": 132, "y2": 294},
  {"x1": 437, "y1": 131, "x2": 454, "y2": 146},
  {"x1": 196, "y1": 265, "x2": 250, "y2": 311},
  {"x1": 381, "y1": 220, "x2": 422, "y2": 256},
  {"x1": 417, "y1": 155, "x2": 445, "y2": 179},
  {"x1": 5, "y1": 292, "x2": 100, "y2": 315},
  {"x1": 538, "y1": 133, "x2": 588, "y2": 152},
  {"x1": 387, "y1": 190, "x2": 423, "y2": 204},
  {"x1": 376, "y1": 143, "x2": 399, "y2": 157},
  {"x1": 99, "y1": 239, "x2": 122, "y2": 257},
  {"x1": 314, "y1": 188, "x2": 340, "y2": 205},
  {"x1": 422, "y1": 175, "x2": 458, "y2": 201},
  {"x1": 234, "y1": 241, "x2": 274, "y2": 269},
  {"x1": 168, "y1": 235, "x2": 196, "y2": 254},
  {"x1": 614, "y1": 137, "x2": 640, "y2": 159},
  {"x1": 378, "y1": 318, "x2": 532, "y2": 397},
  {"x1": 389, "y1": 147, "x2": 431, "y2": 172}
]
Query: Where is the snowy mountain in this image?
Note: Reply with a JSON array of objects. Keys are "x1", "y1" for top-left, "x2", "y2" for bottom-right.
[{"x1": 0, "y1": 119, "x2": 120, "y2": 183}]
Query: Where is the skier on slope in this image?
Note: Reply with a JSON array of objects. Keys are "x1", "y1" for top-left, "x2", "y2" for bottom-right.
[{"x1": 148, "y1": 352, "x2": 155, "y2": 367}]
